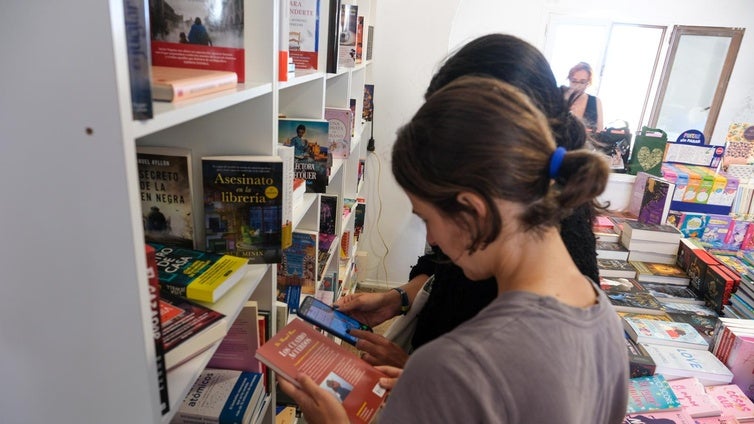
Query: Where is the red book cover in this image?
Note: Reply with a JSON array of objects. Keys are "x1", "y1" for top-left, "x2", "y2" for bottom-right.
[{"x1": 255, "y1": 318, "x2": 388, "y2": 424}]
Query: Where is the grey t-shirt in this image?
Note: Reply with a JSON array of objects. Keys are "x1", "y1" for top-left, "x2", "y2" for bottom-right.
[{"x1": 379, "y1": 282, "x2": 629, "y2": 423}]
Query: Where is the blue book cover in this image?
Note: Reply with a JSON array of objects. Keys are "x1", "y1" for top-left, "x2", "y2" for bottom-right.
[{"x1": 626, "y1": 374, "x2": 681, "y2": 414}]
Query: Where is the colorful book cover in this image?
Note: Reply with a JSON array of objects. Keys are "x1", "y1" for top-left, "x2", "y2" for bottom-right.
[
  {"x1": 700, "y1": 214, "x2": 733, "y2": 249},
  {"x1": 363, "y1": 84, "x2": 374, "y2": 121},
  {"x1": 279, "y1": 118, "x2": 331, "y2": 193},
  {"x1": 722, "y1": 122, "x2": 754, "y2": 169},
  {"x1": 667, "y1": 377, "x2": 723, "y2": 418},
  {"x1": 278, "y1": 230, "x2": 319, "y2": 297},
  {"x1": 255, "y1": 318, "x2": 388, "y2": 424},
  {"x1": 289, "y1": 0, "x2": 320, "y2": 71},
  {"x1": 626, "y1": 374, "x2": 682, "y2": 414},
  {"x1": 173, "y1": 368, "x2": 265, "y2": 424},
  {"x1": 319, "y1": 193, "x2": 339, "y2": 253},
  {"x1": 638, "y1": 175, "x2": 675, "y2": 226},
  {"x1": 639, "y1": 282, "x2": 704, "y2": 305},
  {"x1": 202, "y1": 155, "x2": 284, "y2": 263},
  {"x1": 145, "y1": 244, "x2": 169, "y2": 414},
  {"x1": 148, "y1": 242, "x2": 249, "y2": 303},
  {"x1": 676, "y1": 212, "x2": 709, "y2": 239},
  {"x1": 325, "y1": 107, "x2": 353, "y2": 159},
  {"x1": 631, "y1": 261, "x2": 690, "y2": 286},
  {"x1": 149, "y1": 0, "x2": 246, "y2": 81},
  {"x1": 355, "y1": 15, "x2": 364, "y2": 64},
  {"x1": 704, "y1": 384, "x2": 754, "y2": 421},
  {"x1": 337, "y1": 3, "x2": 358, "y2": 68},
  {"x1": 623, "y1": 317, "x2": 709, "y2": 350},
  {"x1": 624, "y1": 333, "x2": 657, "y2": 378},
  {"x1": 137, "y1": 146, "x2": 195, "y2": 249}
]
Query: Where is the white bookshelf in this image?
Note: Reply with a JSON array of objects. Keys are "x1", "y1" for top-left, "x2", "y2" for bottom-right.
[{"x1": 0, "y1": 0, "x2": 376, "y2": 423}]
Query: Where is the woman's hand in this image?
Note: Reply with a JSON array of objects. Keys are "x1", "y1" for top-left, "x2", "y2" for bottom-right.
[
  {"x1": 350, "y1": 329, "x2": 409, "y2": 368},
  {"x1": 335, "y1": 291, "x2": 400, "y2": 327},
  {"x1": 277, "y1": 374, "x2": 350, "y2": 424},
  {"x1": 375, "y1": 365, "x2": 403, "y2": 390}
]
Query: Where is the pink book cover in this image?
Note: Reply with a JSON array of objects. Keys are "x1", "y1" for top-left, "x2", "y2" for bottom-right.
[
  {"x1": 705, "y1": 384, "x2": 754, "y2": 421},
  {"x1": 325, "y1": 107, "x2": 353, "y2": 159},
  {"x1": 668, "y1": 377, "x2": 722, "y2": 418}
]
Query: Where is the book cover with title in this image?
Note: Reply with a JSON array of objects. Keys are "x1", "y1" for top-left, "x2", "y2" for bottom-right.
[
  {"x1": 279, "y1": 118, "x2": 331, "y2": 193},
  {"x1": 289, "y1": 0, "x2": 321, "y2": 71}
]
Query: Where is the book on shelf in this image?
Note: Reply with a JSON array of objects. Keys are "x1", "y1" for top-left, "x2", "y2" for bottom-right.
[
  {"x1": 325, "y1": 107, "x2": 354, "y2": 159},
  {"x1": 631, "y1": 261, "x2": 691, "y2": 286},
  {"x1": 325, "y1": 0, "x2": 341, "y2": 73},
  {"x1": 639, "y1": 282, "x2": 705, "y2": 305},
  {"x1": 319, "y1": 194, "x2": 339, "y2": 254},
  {"x1": 137, "y1": 146, "x2": 195, "y2": 249},
  {"x1": 622, "y1": 410, "x2": 696, "y2": 423},
  {"x1": 145, "y1": 244, "x2": 170, "y2": 415},
  {"x1": 337, "y1": 3, "x2": 358, "y2": 68},
  {"x1": 203, "y1": 155, "x2": 285, "y2": 264},
  {"x1": 123, "y1": 0, "x2": 153, "y2": 120},
  {"x1": 288, "y1": 0, "x2": 321, "y2": 72},
  {"x1": 277, "y1": 145, "x2": 296, "y2": 250},
  {"x1": 278, "y1": 118, "x2": 331, "y2": 193},
  {"x1": 600, "y1": 276, "x2": 665, "y2": 315},
  {"x1": 598, "y1": 258, "x2": 638, "y2": 279},
  {"x1": 623, "y1": 317, "x2": 710, "y2": 350},
  {"x1": 150, "y1": 66, "x2": 238, "y2": 102},
  {"x1": 278, "y1": 229, "x2": 320, "y2": 299},
  {"x1": 595, "y1": 226, "x2": 621, "y2": 243},
  {"x1": 596, "y1": 240, "x2": 630, "y2": 261},
  {"x1": 626, "y1": 374, "x2": 682, "y2": 414},
  {"x1": 667, "y1": 377, "x2": 723, "y2": 418},
  {"x1": 149, "y1": 0, "x2": 246, "y2": 82},
  {"x1": 624, "y1": 333, "x2": 657, "y2": 378},
  {"x1": 704, "y1": 384, "x2": 754, "y2": 422},
  {"x1": 148, "y1": 242, "x2": 249, "y2": 303},
  {"x1": 355, "y1": 15, "x2": 364, "y2": 64},
  {"x1": 637, "y1": 175, "x2": 675, "y2": 226},
  {"x1": 275, "y1": 405, "x2": 297, "y2": 424},
  {"x1": 363, "y1": 84, "x2": 374, "y2": 122},
  {"x1": 207, "y1": 301, "x2": 264, "y2": 374},
  {"x1": 365, "y1": 25, "x2": 374, "y2": 61},
  {"x1": 622, "y1": 219, "x2": 683, "y2": 244},
  {"x1": 255, "y1": 318, "x2": 388, "y2": 424},
  {"x1": 172, "y1": 368, "x2": 265, "y2": 424},
  {"x1": 159, "y1": 290, "x2": 227, "y2": 371},
  {"x1": 643, "y1": 344, "x2": 733, "y2": 386}
]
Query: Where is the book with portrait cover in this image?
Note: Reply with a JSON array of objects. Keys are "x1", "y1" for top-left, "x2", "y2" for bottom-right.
[
  {"x1": 159, "y1": 290, "x2": 227, "y2": 370},
  {"x1": 255, "y1": 318, "x2": 388, "y2": 424},
  {"x1": 203, "y1": 155, "x2": 285, "y2": 264},
  {"x1": 626, "y1": 374, "x2": 682, "y2": 414},
  {"x1": 148, "y1": 242, "x2": 249, "y2": 303},
  {"x1": 278, "y1": 118, "x2": 331, "y2": 193},
  {"x1": 149, "y1": 0, "x2": 246, "y2": 82},
  {"x1": 288, "y1": 0, "x2": 321, "y2": 71},
  {"x1": 137, "y1": 146, "x2": 195, "y2": 248}
]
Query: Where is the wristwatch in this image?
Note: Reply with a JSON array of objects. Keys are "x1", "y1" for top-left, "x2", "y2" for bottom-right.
[{"x1": 392, "y1": 287, "x2": 410, "y2": 315}]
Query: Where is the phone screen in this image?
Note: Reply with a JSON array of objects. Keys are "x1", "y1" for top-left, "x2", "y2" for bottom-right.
[{"x1": 297, "y1": 296, "x2": 371, "y2": 345}]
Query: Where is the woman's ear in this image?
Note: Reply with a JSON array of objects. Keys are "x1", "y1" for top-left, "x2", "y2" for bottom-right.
[{"x1": 456, "y1": 192, "x2": 487, "y2": 218}]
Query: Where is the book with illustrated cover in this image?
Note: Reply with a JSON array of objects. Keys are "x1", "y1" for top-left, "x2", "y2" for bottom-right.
[
  {"x1": 145, "y1": 245, "x2": 169, "y2": 415},
  {"x1": 319, "y1": 194, "x2": 338, "y2": 253},
  {"x1": 172, "y1": 368, "x2": 266, "y2": 424},
  {"x1": 149, "y1": 0, "x2": 246, "y2": 82},
  {"x1": 643, "y1": 344, "x2": 733, "y2": 386},
  {"x1": 159, "y1": 290, "x2": 227, "y2": 370},
  {"x1": 601, "y1": 277, "x2": 666, "y2": 314},
  {"x1": 278, "y1": 230, "x2": 319, "y2": 299},
  {"x1": 288, "y1": 0, "x2": 321, "y2": 71},
  {"x1": 149, "y1": 242, "x2": 249, "y2": 303},
  {"x1": 355, "y1": 15, "x2": 364, "y2": 64},
  {"x1": 667, "y1": 377, "x2": 723, "y2": 418},
  {"x1": 150, "y1": 66, "x2": 237, "y2": 102},
  {"x1": 598, "y1": 258, "x2": 638, "y2": 279},
  {"x1": 704, "y1": 384, "x2": 754, "y2": 422},
  {"x1": 207, "y1": 301, "x2": 264, "y2": 374},
  {"x1": 665, "y1": 312, "x2": 719, "y2": 346},
  {"x1": 661, "y1": 301, "x2": 719, "y2": 317},
  {"x1": 363, "y1": 84, "x2": 374, "y2": 122},
  {"x1": 123, "y1": 0, "x2": 153, "y2": 120},
  {"x1": 137, "y1": 146, "x2": 195, "y2": 249},
  {"x1": 325, "y1": 107, "x2": 353, "y2": 159},
  {"x1": 624, "y1": 333, "x2": 657, "y2": 378},
  {"x1": 631, "y1": 261, "x2": 691, "y2": 286},
  {"x1": 623, "y1": 317, "x2": 710, "y2": 350},
  {"x1": 337, "y1": 3, "x2": 358, "y2": 68},
  {"x1": 722, "y1": 122, "x2": 754, "y2": 169},
  {"x1": 637, "y1": 175, "x2": 675, "y2": 226},
  {"x1": 639, "y1": 282, "x2": 705, "y2": 305},
  {"x1": 677, "y1": 212, "x2": 709, "y2": 239},
  {"x1": 203, "y1": 155, "x2": 284, "y2": 264},
  {"x1": 279, "y1": 118, "x2": 331, "y2": 193},
  {"x1": 626, "y1": 374, "x2": 682, "y2": 414},
  {"x1": 255, "y1": 318, "x2": 388, "y2": 424}
]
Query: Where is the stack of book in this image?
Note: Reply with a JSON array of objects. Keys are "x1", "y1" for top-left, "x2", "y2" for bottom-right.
[
  {"x1": 710, "y1": 318, "x2": 754, "y2": 402},
  {"x1": 621, "y1": 220, "x2": 683, "y2": 265}
]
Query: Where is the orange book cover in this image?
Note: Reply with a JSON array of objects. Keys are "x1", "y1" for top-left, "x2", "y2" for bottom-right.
[{"x1": 255, "y1": 318, "x2": 388, "y2": 423}]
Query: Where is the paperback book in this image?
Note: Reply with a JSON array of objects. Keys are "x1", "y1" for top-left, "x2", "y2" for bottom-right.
[
  {"x1": 637, "y1": 175, "x2": 675, "y2": 226},
  {"x1": 596, "y1": 240, "x2": 630, "y2": 261},
  {"x1": 631, "y1": 261, "x2": 691, "y2": 286},
  {"x1": 622, "y1": 219, "x2": 683, "y2": 244},
  {"x1": 598, "y1": 258, "x2": 638, "y2": 279},
  {"x1": 626, "y1": 374, "x2": 682, "y2": 414},
  {"x1": 337, "y1": 3, "x2": 358, "y2": 68},
  {"x1": 622, "y1": 410, "x2": 696, "y2": 423},
  {"x1": 638, "y1": 282, "x2": 705, "y2": 305},
  {"x1": 623, "y1": 317, "x2": 710, "y2": 350},
  {"x1": 624, "y1": 333, "x2": 657, "y2": 378},
  {"x1": 704, "y1": 384, "x2": 754, "y2": 422},
  {"x1": 145, "y1": 244, "x2": 170, "y2": 414},
  {"x1": 150, "y1": 66, "x2": 237, "y2": 102},
  {"x1": 667, "y1": 377, "x2": 723, "y2": 418},
  {"x1": 601, "y1": 276, "x2": 665, "y2": 315},
  {"x1": 172, "y1": 368, "x2": 265, "y2": 424},
  {"x1": 279, "y1": 118, "x2": 331, "y2": 193},
  {"x1": 203, "y1": 155, "x2": 285, "y2": 264},
  {"x1": 137, "y1": 146, "x2": 195, "y2": 248},
  {"x1": 643, "y1": 344, "x2": 733, "y2": 386},
  {"x1": 288, "y1": 0, "x2": 321, "y2": 71},
  {"x1": 325, "y1": 107, "x2": 353, "y2": 159},
  {"x1": 149, "y1": 242, "x2": 248, "y2": 303},
  {"x1": 149, "y1": 0, "x2": 246, "y2": 81},
  {"x1": 207, "y1": 301, "x2": 264, "y2": 374},
  {"x1": 123, "y1": 0, "x2": 153, "y2": 119},
  {"x1": 255, "y1": 318, "x2": 388, "y2": 424},
  {"x1": 278, "y1": 230, "x2": 320, "y2": 298}
]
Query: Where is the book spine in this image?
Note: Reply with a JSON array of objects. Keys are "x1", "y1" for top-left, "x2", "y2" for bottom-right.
[
  {"x1": 169, "y1": 74, "x2": 238, "y2": 101},
  {"x1": 145, "y1": 245, "x2": 170, "y2": 415},
  {"x1": 123, "y1": 0, "x2": 153, "y2": 120}
]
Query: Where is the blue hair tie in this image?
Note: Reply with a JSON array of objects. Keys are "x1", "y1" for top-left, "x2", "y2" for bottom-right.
[{"x1": 548, "y1": 147, "x2": 566, "y2": 179}]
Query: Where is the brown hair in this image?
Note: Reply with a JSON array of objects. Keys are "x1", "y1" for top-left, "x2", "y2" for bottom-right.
[
  {"x1": 568, "y1": 62, "x2": 594, "y2": 83},
  {"x1": 392, "y1": 76, "x2": 609, "y2": 252}
]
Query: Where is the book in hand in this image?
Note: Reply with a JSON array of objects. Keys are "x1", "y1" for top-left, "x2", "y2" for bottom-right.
[
  {"x1": 149, "y1": 242, "x2": 249, "y2": 303},
  {"x1": 622, "y1": 410, "x2": 696, "y2": 423},
  {"x1": 159, "y1": 290, "x2": 227, "y2": 370},
  {"x1": 643, "y1": 344, "x2": 733, "y2": 386},
  {"x1": 598, "y1": 258, "x2": 637, "y2": 279},
  {"x1": 255, "y1": 318, "x2": 388, "y2": 424},
  {"x1": 667, "y1": 377, "x2": 723, "y2": 418},
  {"x1": 151, "y1": 66, "x2": 237, "y2": 102},
  {"x1": 203, "y1": 155, "x2": 285, "y2": 264},
  {"x1": 631, "y1": 261, "x2": 691, "y2": 286},
  {"x1": 623, "y1": 317, "x2": 710, "y2": 350},
  {"x1": 137, "y1": 146, "x2": 195, "y2": 249},
  {"x1": 172, "y1": 368, "x2": 265, "y2": 424},
  {"x1": 627, "y1": 374, "x2": 682, "y2": 414}
]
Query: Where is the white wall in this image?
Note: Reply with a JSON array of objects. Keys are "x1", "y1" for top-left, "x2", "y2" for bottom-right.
[{"x1": 360, "y1": 0, "x2": 754, "y2": 286}]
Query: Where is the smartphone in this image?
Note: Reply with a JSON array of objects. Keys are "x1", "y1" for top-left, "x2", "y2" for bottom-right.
[{"x1": 297, "y1": 296, "x2": 372, "y2": 345}]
